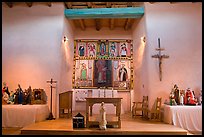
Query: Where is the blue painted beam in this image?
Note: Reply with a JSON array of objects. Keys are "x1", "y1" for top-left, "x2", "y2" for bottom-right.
[{"x1": 64, "y1": 7, "x2": 144, "y2": 19}]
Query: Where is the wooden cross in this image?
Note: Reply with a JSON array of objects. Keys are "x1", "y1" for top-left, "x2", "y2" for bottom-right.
[
  {"x1": 46, "y1": 78, "x2": 57, "y2": 120},
  {"x1": 152, "y1": 38, "x2": 169, "y2": 81}
]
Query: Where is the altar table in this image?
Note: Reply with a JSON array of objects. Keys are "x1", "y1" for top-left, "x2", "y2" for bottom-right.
[
  {"x1": 2, "y1": 104, "x2": 50, "y2": 128},
  {"x1": 163, "y1": 104, "x2": 202, "y2": 132},
  {"x1": 85, "y1": 97, "x2": 122, "y2": 128}
]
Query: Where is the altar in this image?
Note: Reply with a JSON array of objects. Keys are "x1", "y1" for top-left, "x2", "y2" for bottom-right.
[
  {"x1": 163, "y1": 104, "x2": 202, "y2": 133},
  {"x1": 2, "y1": 104, "x2": 50, "y2": 128},
  {"x1": 85, "y1": 97, "x2": 122, "y2": 128}
]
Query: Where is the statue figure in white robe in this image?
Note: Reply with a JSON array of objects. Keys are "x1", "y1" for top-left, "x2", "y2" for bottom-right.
[{"x1": 99, "y1": 102, "x2": 107, "y2": 130}]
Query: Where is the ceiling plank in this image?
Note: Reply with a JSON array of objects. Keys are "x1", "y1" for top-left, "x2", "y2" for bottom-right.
[
  {"x1": 110, "y1": 19, "x2": 114, "y2": 30},
  {"x1": 95, "y1": 19, "x2": 101, "y2": 31},
  {"x1": 79, "y1": 19, "x2": 86, "y2": 30},
  {"x1": 26, "y1": 2, "x2": 33, "y2": 7},
  {"x1": 124, "y1": 18, "x2": 132, "y2": 30},
  {"x1": 65, "y1": 7, "x2": 144, "y2": 19},
  {"x1": 5, "y1": 2, "x2": 13, "y2": 8}
]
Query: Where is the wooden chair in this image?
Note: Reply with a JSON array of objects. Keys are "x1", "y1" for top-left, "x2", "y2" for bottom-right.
[
  {"x1": 132, "y1": 96, "x2": 148, "y2": 118},
  {"x1": 147, "y1": 97, "x2": 162, "y2": 121}
]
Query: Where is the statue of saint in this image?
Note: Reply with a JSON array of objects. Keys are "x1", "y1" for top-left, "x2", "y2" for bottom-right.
[{"x1": 99, "y1": 102, "x2": 107, "y2": 130}]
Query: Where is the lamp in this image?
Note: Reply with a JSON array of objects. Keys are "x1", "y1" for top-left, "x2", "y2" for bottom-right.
[
  {"x1": 64, "y1": 36, "x2": 68, "y2": 42},
  {"x1": 141, "y1": 36, "x2": 146, "y2": 43}
]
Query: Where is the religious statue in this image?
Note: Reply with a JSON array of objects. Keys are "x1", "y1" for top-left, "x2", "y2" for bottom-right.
[
  {"x1": 7, "y1": 90, "x2": 15, "y2": 104},
  {"x1": 79, "y1": 44, "x2": 85, "y2": 56},
  {"x1": 15, "y1": 84, "x2": 24, "y2": 104},
  {"x1": 96, "y1": 60, "x2": 107, "y2": 83},
  {"x1": 2, "y1": 91, "x2": 9, "y2": 104},
  {"x1": 99, "y1": 102, "x2": 107, "y2": 130},
  {"x1": 120, "y1": 43, "x2": 127, "y2": 57},
  {"x1": 169, "y1": 89, "x2": 176, "y2": 106},
  {"x1": 172, "y1": 84, "x2": 180, "y2": 105},
  {"x1": 25, "y1": 86, "x2": 32, "y2": 104},
  {"x1": 2, "y1": 82, "x2": 10, "y2": 97},
  {"x1": 184, "y1": 88, "x2": 196, "y2": 105},
  {"x1": 100, "y1": 42, "x2": 106, "y2": 56},
  {"x1": 119, "y1": 64, "x2": 128, "y2": 82},
  {"x1": 179, "y1": 92, "x2": 184, "y2": 105},
  {"x1": 198, "y1": 89, "x2": 202, "y2": 105},
  {"x1": 81, "y1": 63, "x2": 87, "y2": 80}
]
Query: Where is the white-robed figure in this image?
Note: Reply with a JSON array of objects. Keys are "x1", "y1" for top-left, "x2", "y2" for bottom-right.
[
  {"x1": 119, "y1": 64, "x2": 128, "y2": 81},
  {"x1": 99, "y1": 102, "x2": 107, "y2": 130}
]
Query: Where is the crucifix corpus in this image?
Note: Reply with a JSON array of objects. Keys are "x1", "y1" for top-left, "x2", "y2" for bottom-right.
[
  {"x1": 152, "y1": 38, "x2": 169, "y2": 81},
  {"x1": 46, "y1": 78, "x2": 57, "y2": 120}
]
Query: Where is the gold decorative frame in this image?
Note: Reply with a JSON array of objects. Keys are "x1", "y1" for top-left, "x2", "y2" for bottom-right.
[{"x1": 72, "y1": 39, "x2": 134, "y2": 90}]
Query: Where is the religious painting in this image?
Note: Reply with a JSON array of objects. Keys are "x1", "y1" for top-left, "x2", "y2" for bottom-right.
[
  {"x1": 108, "y1": 41, "x2": 119, "y2": 57},
  {"x1": 74, "y1": 60, "x2": 93, "y2": 87},
  {"x1": 93, "y1": 60, "x2": 112, "y2": 87},
  {"x1": 76, "y1": 42, "x2": 87, "y2": 57},
  {"x1": 119, "y1": 41, "x2": 131, "y2": 57},
  {"x1": 113, "y1": 60, "x2": 131, "y2": 88},
  {"x1": 97, "y1": 41, "x2": 109, "y2": 58},
  {"x1": 73, "y1": 39, "x2": 133, "y2": 89},
  {"x1": 87, "y1": 42, "x2": 97, "y2": 57}
]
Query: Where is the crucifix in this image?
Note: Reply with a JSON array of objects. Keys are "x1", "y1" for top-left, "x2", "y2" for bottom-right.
[
  {"x1": 152, "y1": 38, "x2": 169, "y2": 81},
  {"x1": 46, "y1": 78, "x2": 57, "y2": 120}
]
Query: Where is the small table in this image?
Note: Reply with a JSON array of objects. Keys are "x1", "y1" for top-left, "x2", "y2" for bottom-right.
[{"x1": 85, "y1": 97, "x2": 122, "y2": 128}]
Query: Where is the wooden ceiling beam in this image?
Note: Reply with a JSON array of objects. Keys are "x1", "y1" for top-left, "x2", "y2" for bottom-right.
[
  {"x1": 64, "y1": 2, "x2": 68, "y2": 9},
  {"x1": 79, "y1": 19, "x2": 86, "y2": 30},
  {"x1": 127, "y1": 2, "x2": 132, "y2": 7},
  {"x1": 72, "y1": 6, "x2": 88, "y2": 9},
  {"x1": 67, "y1": 2, "x2": 72, "y2": 9},
  {"x1": 87, "y1": 2, "x2": 92, "y2": 8},
  {"x1": 110, "y1": 19, "x2": 114, "y2": 30},
  {"x1": 5, "y1": 2, "x2": 13, "y2": 8},
  {"x1": 47, "y1": 2, "x2": 52, "y2": 7},
  {"x1": 26, "y1": 2, "x2": 33, "y2": 7},
  {"x1": 106, "y1": 2, "x2": 112, "y2": 8},
  {"x1": 95, "y1": 19, "x2": 101, "y2": 31},
  {"x1": 124, "y1": 18, "x2": 132, "y2": 30}
]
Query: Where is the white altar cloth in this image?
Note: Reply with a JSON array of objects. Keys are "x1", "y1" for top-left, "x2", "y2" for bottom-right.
[
  {"x1": 163, "y1": 104, "x2": 202, "y2": 132},
  {"x1": 2, "y1": 104, "x2": 50, "y2": 128}
]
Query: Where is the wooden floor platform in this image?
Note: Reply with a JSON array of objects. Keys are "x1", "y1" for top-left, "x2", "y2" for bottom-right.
[{"x1": 19, "y1": 112, "x2": 188, "y2": 135}]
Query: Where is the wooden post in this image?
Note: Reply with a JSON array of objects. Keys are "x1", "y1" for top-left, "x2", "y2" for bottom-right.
[{"x1": 46, "y1": 78, "x2": 57, "y2": 120}]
